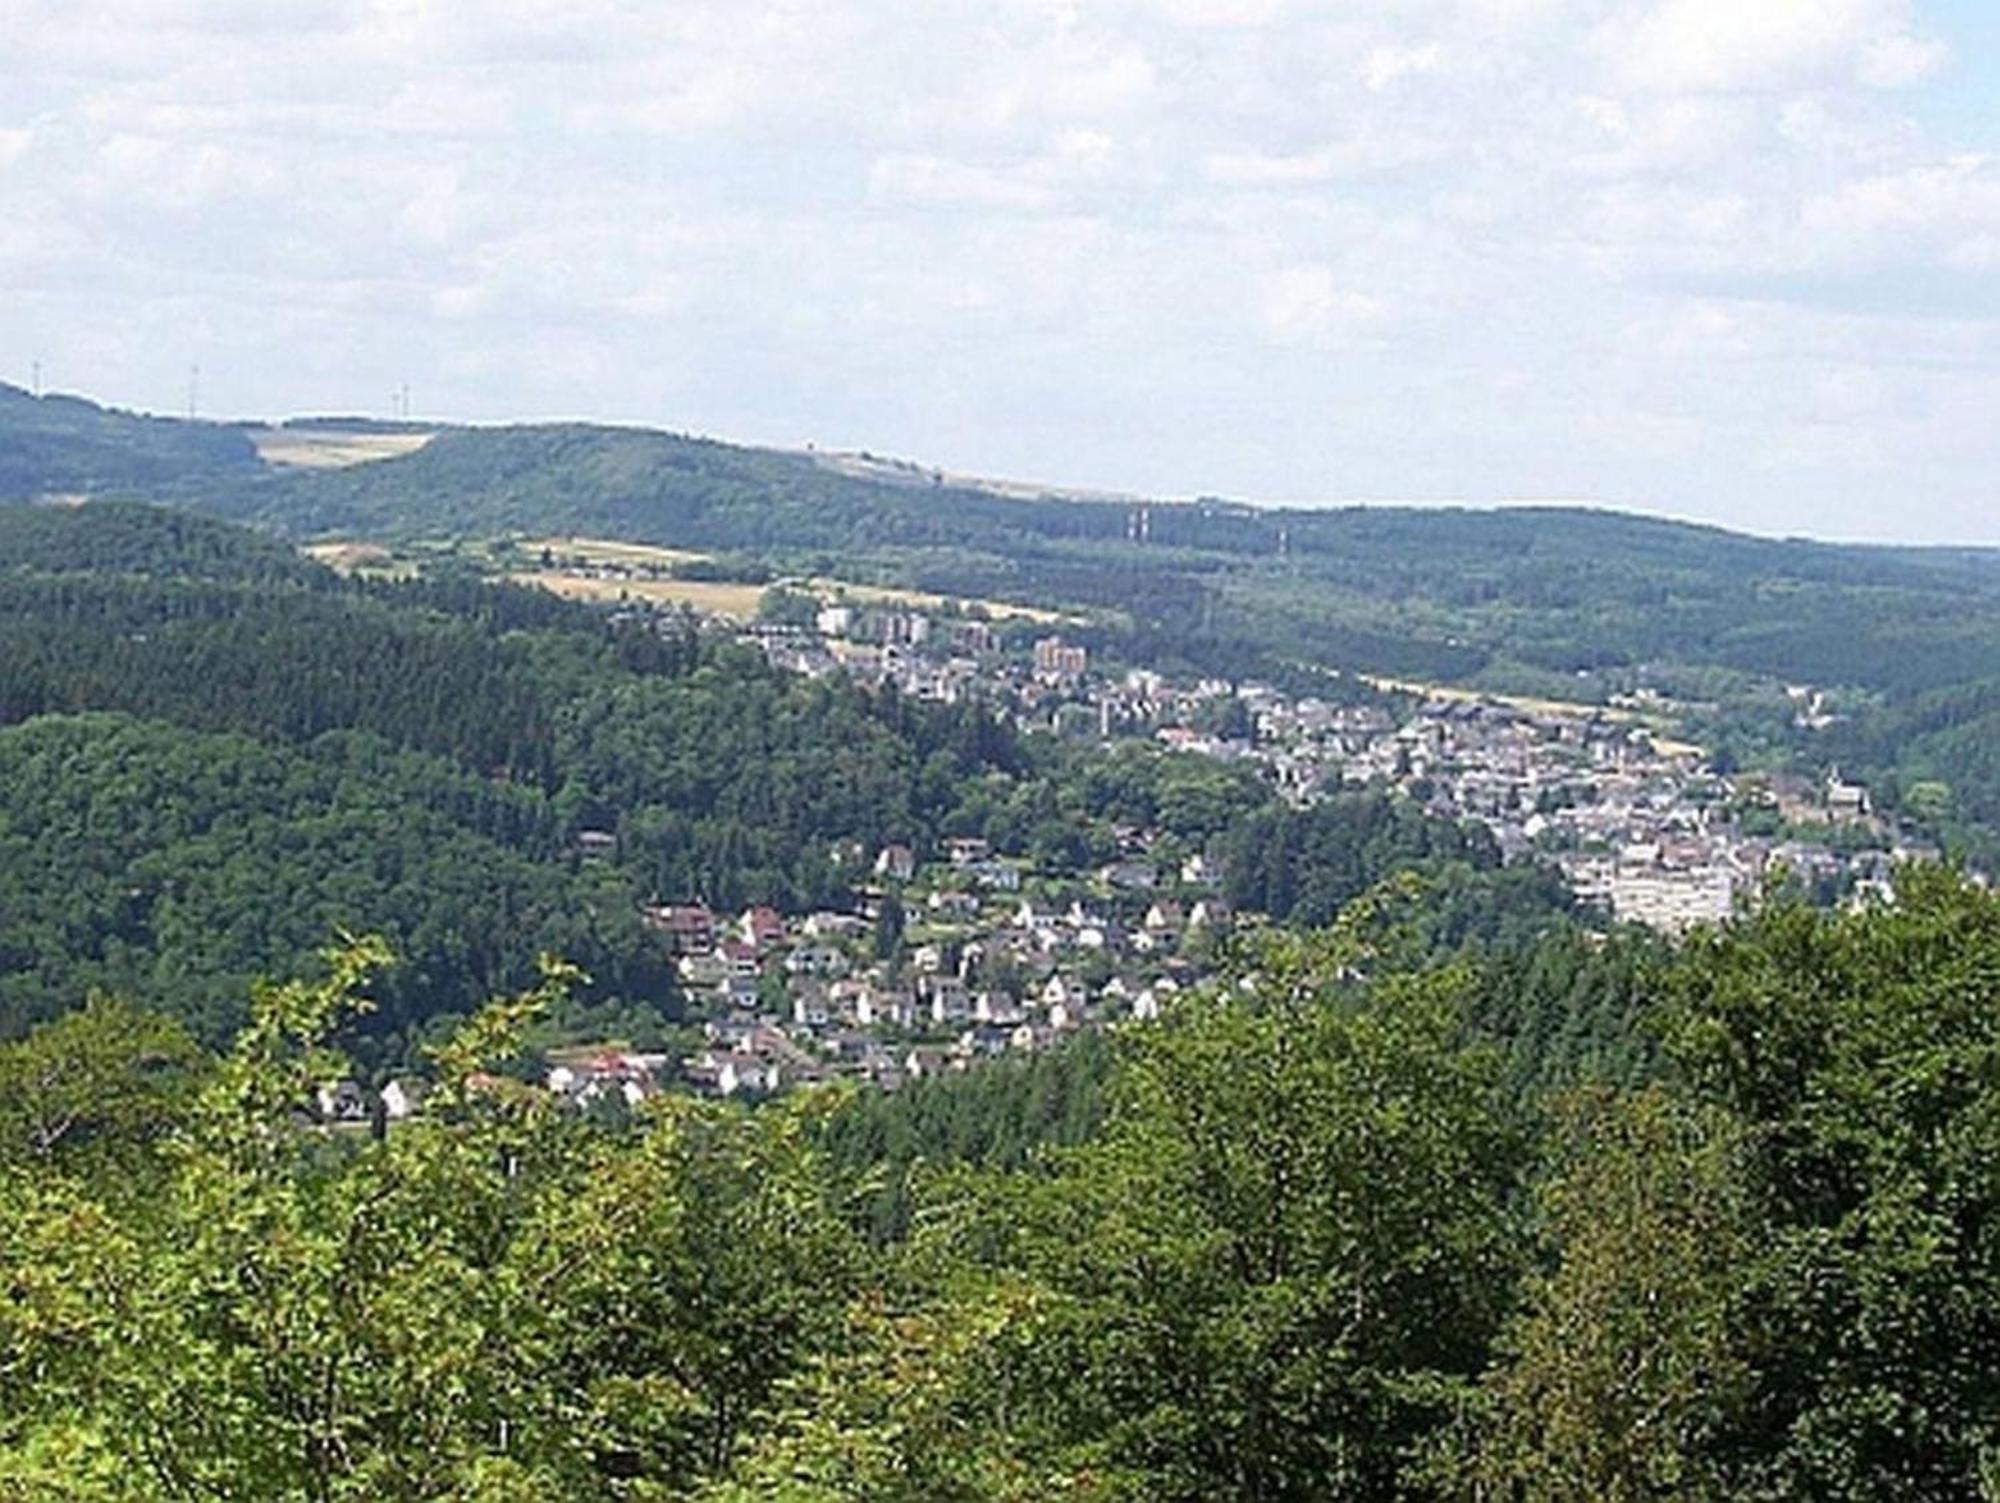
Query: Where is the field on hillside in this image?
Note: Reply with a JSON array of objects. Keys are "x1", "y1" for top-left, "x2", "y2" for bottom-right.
[
  {"x1": 302, "y1": 540, "x2": 420, "y2": 579},
  {"x1": 512, "y1": 571, "x2": 770, "y2": 618},
  {"x1": 518, "y1": 536, "x2": 1074, "y2": 623},
  {"x1": 819, "y1": 578, "x2": 1070, "y2": 624},
  {"x1": 522, "y1": 536, "x2": 710, "y2": 568},
  {"x1": 250, "y1": 428, "x2": 435, "y2": 469},
  {"x1": 1357, "y1": 673, "x2": 1705, "y2": 757}
]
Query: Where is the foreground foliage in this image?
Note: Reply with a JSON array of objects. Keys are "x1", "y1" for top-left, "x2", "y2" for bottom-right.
[{"x1": 4, "y1": 872, "x2": 1999, "y2": 1498}]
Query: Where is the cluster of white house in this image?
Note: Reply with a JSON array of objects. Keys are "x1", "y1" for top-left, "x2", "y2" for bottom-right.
[{"x1": 608, "y1": 856, "x2": 1235, "y2": 1101}]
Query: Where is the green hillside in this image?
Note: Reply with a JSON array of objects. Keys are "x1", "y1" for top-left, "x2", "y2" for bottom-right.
[
  {"x1": 0, "y1": 712, "x2": 666, "y2": 1054},
  {"x1": 6, "y1": 389, "x2": 1999, "y2": 858},
  {"x1": 7, "y1": 416, "x2": 2000, "y2": 1503},
  {"x1": 1, "y1": 503, "x2": 1563, "y2": 1059},
  {"x1": 0, "y1": 383, "x2": 259, "y2": 502},
  {"x1": 7, "y1": 387, "x2": 1996, "y2": 694}
]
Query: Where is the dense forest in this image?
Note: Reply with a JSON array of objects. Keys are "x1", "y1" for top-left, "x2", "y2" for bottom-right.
[
  {"x1": 0, "y1": 503, "x2": 1555, "y2": 1060},
  {"x1": 4, "y1": 871, "x2": 1997, "y2": 1498}
]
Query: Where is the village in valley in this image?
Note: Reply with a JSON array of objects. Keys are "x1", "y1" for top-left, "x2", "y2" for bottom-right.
[
  {"x1": 339, "y1": 555, "x2": 1938, "y2": 1127},
  {"x1": 307, "y1": 539, "x2": 1952, "y2": 1127}
]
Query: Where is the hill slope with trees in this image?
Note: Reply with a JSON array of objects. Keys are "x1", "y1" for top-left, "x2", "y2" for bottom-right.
[
  {"x1": 0, "y1": 503, "x2": 1561, "y2": 1061},
  {"x1": 6, "y1": 386, "x2": 1997, "y2": 869},
  {"x1": 0, "y1": 383, "x2": 259, "y2": 502}
]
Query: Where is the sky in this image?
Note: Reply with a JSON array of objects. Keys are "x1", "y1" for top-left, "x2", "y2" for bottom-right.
[{"x1": 2, "y1": 0, "x2": 1996, "y2": 544}]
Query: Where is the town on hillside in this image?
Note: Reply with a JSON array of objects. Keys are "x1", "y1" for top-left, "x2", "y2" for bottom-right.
[
  {"x1": 321, "y1": 587, "x2": 1953, "y2": 1128},
  {"x1": 743, "y1": 593, "x2": 1940, "y2": 929}
]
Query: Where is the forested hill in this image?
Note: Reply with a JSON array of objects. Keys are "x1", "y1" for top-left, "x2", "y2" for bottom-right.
[
  {"x1": 5, "y1": 386, "x2": 1996, "y2": 696},
  {"x1": 0, "y1": 506, "x2": 1004, "y2": 1051},
  {"x1": 0, "y1": 497, "x2": 324, "y2": 584},
  {"x1": 0, "y1": 382, "x2": 259, "y2": 502},
  {"x1": 217, "y1": 422, "x2": 1142, "y2": 554},
  {"x1": 1, "y1": 502, "x2": 1568, "y2": 1059},
  {"x1": 8, "y1": 386, "x2": 2000, "y2": 859},
  {"x1": 223, "y1": 422, "x2": 2000, "y2": 691}
]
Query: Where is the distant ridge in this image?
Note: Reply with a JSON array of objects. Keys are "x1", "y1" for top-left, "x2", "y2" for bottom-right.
[
  {"x1": 5, "y1": 382, "x2": 1995, "y2": 559},
  {"x1": 0, "y1": 382, "x2": 259, "y2": 503},
  {"x1": 4, "y1": 383, "x2": 1999, "y2": 702}
]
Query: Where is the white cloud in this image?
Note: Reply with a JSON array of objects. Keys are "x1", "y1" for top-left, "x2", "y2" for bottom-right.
[
  {"x1": 1799, "y1": 155, "x2": 2000, "y2": 268},
  {"x1": 868, "y1": 154, "x2": 1058, "y2": 211},
  {"x1": 1363, "y1": 43, "x2": 1442, "y2": 92},
  {"x1": 1202, "y1": 148, "x2": 1334, "y2": 185},
  {"x1": 1569, "y1": 94, "x2": 1757, "y2": 174},
  {"x1": 1775, "y1": 96, "x2": 1915, "y2": 161},
  {"x1": 0, "y1": 0, "x2": 1993, "y2": 541},
  {"x1": 1043, "y1": 46, "x2": 1160, "y2": 117},
  {"x1": 1151, "y1": 0, "x2": 1288, "y2": 27},
  {"x1": 1201, "y1": 132, "x2": 1451, "y2": 184},
  {"x1": 1855, "y1": 29, "x2": 1950, "y2": 88},
  {"x1": 89, "y1": 132, "x2": 285, "y2": 208},
  {"x1": 1612, "y1": 0, "x2": 1943, "y2": 93},
  {"x1": 1261, "y1": 264, "x2": 1389, "y2": 343}
]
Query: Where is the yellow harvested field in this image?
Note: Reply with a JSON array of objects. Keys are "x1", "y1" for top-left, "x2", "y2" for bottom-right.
[
  {"x1": 521, "y1": 536, "x2": 710, "y2": 568},
  {"x1": 513, "y1": 571, "x2": 769, "y2": 619},
  {"x1": 1362, "y1": 673, "x2": 1615, "y2": 720},
  {"x1": 519, "y1": 536, "x2": 1075, "y2": 623},
  {"x1": 305, "y1": 541, "x2": 394, "y2": 570},
  {"x1": 251, "y1": 428, "x2": 434, "y2": 469}
]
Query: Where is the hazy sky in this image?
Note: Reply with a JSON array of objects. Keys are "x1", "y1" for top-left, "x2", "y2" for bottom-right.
[{"x1": 3, "y1": 0, "x2": 1996, "y2": 543}]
